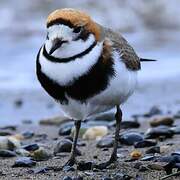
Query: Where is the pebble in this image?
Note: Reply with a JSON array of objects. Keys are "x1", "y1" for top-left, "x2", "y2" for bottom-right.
[
  {"x1": 0, "y1": 125, "x2": 17, "y2": 131},
  {"x1": 22, "y1": 131, "x2": 34, "y2": 139},
  {"x1": 157, "y1": 155, "x2": 180, "y2": 163},
  {"x1": 171, "y1": 151, "x2": 180, "y2": 156},
  {"x1": 12, "y1": 134, "x2": 24, "y2": 141},
  {"x1": 145, "y1": 146, "x2": 160, "y2": 154},
  {"x1": 39, "y1": 116, "x2": 71, "y2": 126},
  {"x1": 82, "y1": 126, "x2": 108, "y2": 140},
  {"x1": 140, "y1": 155, "x2": 155, "y2": 161},
  {"x1": 134, "y1": 140, "x2": 157, "y2": 148},
  {"x1": 0, "y1": 131, "x2": 12, "y2": 136},
  {"x1": 15, "y1": 148, "x2": 30, "y2": 157},
  {"x1": 22, "y1": 144, "x2": 39, "y2": 151},
  {"x1": 54, "y1": 139, "x2": 72, "y2": 154},
  {"x1": 71, "y1": 127, "x2": 88, "y2": 139},
  {"x1": 12, "y1": 157, "x2": 36, "y2": 167},
  {"x1": 121, "y1": 120, "x2": 140, "y2": 129},
  {"x1": 0, "y1": 150, "x2": 16, "y2": 157},
  {"x1": 145, "y1": 126, "x2": 174, "y2": 139},
  {"x1": 59, "y1": 123, "x2": 73, "y2": 136},
  {"x1": 170, "y1": 126, "x2": 180, "y2": 134},
  {"x1": 143, "y1": 106, "x2": 162, "y2": 117},
  {"x1": 109, "y1": 120, "x2": 140, "y2": 129},
  {"x1": 77, "y1": 161, "x2": 94, "y2": 171},
  {"x1": 54, "y1": 139, "x2": 81, "y2": 155},
  {"x1": 119, "y1": 132, "x2": 144, "y2": 145},
  {"x1": 96, "y1": 137, "x2": 114, "y2": 148},
  {"x1": 130, "y1": 150, "x2": 142, "y2": 160},
  {"x1": 31, "y1": 147, "x2": 52, "y2": 161},
  {"x1": 0, "y1": 136, "x2": 21, "y2": 150},
  {"x1": 150, "y1": 116, "x2": 174, "y2": 127}
]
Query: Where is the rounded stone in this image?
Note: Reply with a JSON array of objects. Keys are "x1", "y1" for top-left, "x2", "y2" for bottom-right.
[
  {"x1": 22, "y1": 144, "x2": 39, "y2": 151},
  {"x1": 12, "y1": 157, "x2": 36, "y2": 167},
  {"x1": 150, "y1": 116, "x2": 174, "y2": 127},
  {"x1": 96, "y1": 137, "x2": 114, "y2": 148},
  {"x1": 134, "y1": 140, "x2": 157, "y2": 148},
  {"x1": 31, "y1": 147, "x2": 52, "y2": 161},
  {"x1": 119, "y1": 132, "x2": 144, "y2": 145},
  {"x1": 145, "y1": 126, "x2": 174, "y2": 139},
  {"x1": 0, "y1": 150, "x2": 16, "y2": 157}
]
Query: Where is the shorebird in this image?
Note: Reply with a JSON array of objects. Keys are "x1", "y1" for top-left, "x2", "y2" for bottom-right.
[{"x1": 36, "y1": 8, "x2": 156, "y2": 169}]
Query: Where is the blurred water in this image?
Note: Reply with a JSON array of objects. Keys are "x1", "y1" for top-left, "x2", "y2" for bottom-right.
[
  {"x1": 0, "y1": 0, "x2": 180, "y2": 124},
  {"x1": 0, "y1": 0, "x2": 180, "y2": 90}
]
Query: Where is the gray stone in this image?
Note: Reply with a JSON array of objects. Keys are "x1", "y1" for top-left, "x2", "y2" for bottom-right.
[
  {"x1": 12, "y1": 157, "x2": 36, "y2": 167},
  {"x1": 119, "y1": 132, "x2": 144, "y2": 145},
  {"x1": 0, "y1": 150, "x2": 16, "y2": 157},
  {"x1": 96, "y1": 137, "x2": 114, "y2": 148},
  {"x1": 145, "y1": 126, "x2": 174, "y2": 139},
  {"x1": 54, "y1": 139, "x2": 81, "y2": 155},
  {"x1": 22, "y1": 144, "x2": 39, "y2": 151},
  {"x1": 134, "y1": 140, "x2": 157, "y2": 148}
]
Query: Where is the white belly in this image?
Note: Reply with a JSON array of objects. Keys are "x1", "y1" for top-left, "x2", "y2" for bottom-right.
[{"x1": 60, "y1": 54, "x2": 138, "y2": 120}]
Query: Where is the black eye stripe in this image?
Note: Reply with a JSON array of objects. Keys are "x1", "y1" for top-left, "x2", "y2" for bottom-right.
[
  {"x1": 73, "y1": 26, "x2": 81, "y2": 33},
  {"x1": 75, "y1": 30, "x2": 90, "y2": 41}
]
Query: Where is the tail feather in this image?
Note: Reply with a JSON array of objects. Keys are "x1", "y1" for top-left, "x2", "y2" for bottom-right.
[{"x1": 140, "y1": 58, "x2": 157, "y2": 62}]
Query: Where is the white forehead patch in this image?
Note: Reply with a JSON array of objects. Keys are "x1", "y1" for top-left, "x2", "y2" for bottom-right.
[{"x1": 48, "y1": 25, "x2": 75, "y2": 41}]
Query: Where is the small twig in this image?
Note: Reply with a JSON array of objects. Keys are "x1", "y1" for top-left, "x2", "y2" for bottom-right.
[{"x1": 160, "y1": 171, "x2": 180, "y2": 180}]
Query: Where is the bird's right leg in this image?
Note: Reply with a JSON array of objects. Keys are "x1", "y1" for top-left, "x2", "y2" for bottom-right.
[
  {"x1": 94, "y1": 105, "x2": 122, "y2": 169},
  {"x1": 64, "y1": 120, "x2": 81, "y2": 167}
]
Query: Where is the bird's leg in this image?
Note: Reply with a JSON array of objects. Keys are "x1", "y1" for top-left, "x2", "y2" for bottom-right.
[
  {"x1": 95, "y1": 105, "x2": 122, "y2": 169},
  {"x1": 64, "y1": 120, "x2": 81, "y2": 167}
]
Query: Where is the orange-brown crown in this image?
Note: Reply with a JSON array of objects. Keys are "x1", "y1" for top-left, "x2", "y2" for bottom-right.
[{"x1": 46, "y1": 8, "x2": 101, "y2": 41}]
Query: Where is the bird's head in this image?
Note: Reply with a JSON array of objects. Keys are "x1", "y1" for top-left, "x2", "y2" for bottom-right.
[{"x1": 44, "y1": 8, "x2": 101, "y2": 60}]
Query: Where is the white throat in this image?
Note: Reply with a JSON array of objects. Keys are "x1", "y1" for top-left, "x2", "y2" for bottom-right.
[{"x1": 39, "y1": 42, "x2": 103, "y2": 86}]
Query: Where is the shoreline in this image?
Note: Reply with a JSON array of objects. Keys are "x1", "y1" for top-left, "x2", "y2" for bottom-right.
[{"x1": 0, "y1": 72, "x2": 180, "y2": 125}]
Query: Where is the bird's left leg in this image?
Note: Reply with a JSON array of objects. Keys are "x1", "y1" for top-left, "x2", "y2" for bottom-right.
[
  {"x1": 94, "y1": 105, "x2": 122, "y2": 169},
  {"x1": 64, "y1": 120, "x2": 81, "y2": 167}
]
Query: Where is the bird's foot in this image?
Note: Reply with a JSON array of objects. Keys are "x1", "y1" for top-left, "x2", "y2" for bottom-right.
[
  {"x1": 63, "y1": 157, "x2": 76, "y2": 171},
  {"x1": 94, "y1": 155, "x2": 117, "y2": 170},
  {"x1": 94, "y1": 161, "x2": 112, "y2": 170}
]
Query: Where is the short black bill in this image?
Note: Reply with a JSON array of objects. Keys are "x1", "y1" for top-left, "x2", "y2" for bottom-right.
[{"x1": 49, "y1": 38, "x2": 68, "y2": 55}]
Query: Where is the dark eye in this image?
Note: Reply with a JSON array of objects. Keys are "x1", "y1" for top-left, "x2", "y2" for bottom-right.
[{"x1": 73, "y1": 26, "x2": 81, "y2": 33}]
